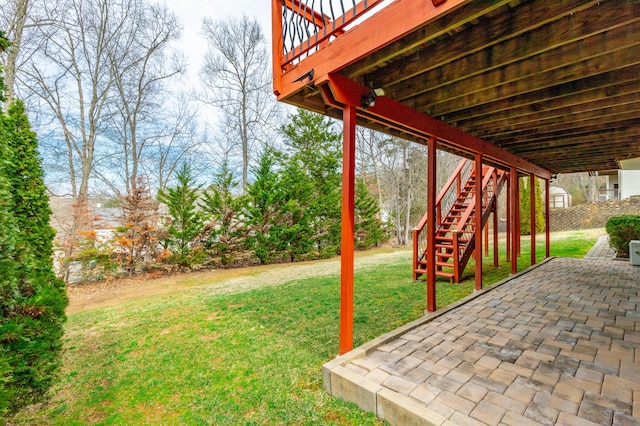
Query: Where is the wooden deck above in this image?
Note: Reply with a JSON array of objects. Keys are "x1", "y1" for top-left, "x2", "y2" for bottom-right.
[{"x1": 272, "y1": 0, "x2": 640, "y2": 174}]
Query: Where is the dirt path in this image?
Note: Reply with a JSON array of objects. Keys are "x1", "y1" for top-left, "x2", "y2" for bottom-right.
[{"x1": 66, "y1": 248, "x2": 411, "y2": 314}]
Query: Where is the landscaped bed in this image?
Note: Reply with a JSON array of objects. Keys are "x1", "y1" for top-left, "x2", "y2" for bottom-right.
[{"x1": 12, "y1": 230, "x2": 600, "y2": 425}]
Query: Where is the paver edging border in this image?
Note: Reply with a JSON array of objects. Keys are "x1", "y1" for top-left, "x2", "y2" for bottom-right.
[{"x1": 322, "y1": 257, "x2": 556, "y2": 422}]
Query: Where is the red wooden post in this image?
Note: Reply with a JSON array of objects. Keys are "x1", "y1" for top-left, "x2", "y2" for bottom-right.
[
  {"x1": 510, "y1": 167, "x2": 518, "y2": 274},
  {"x1": 516, "y1": 175, "x2": 521, "y2": 257},
  {"x1": 493, "y1": 171, "x2": 499, "y2": 268},
  {"x1": 545, "y1": 177, "x2": 550, "y2": 258},
  {"x1": 530, "y1": 173, "x2": 536, "y2": 266},
  {"x1": 484, "y1": 223, "x2": 489, "y2": 257},
  {"x1": 339, "y1": 104, "x2": 356, "y2": 355},
  {"x1": 475, "y1": 153, "x2": 483, "y2": 290},
  {"x1": 506, "y1": 172, "x2": 511, "y2": 262},
  {"x1": 426, "y1": 137, "x2": 437, "y2": 312},
  {"x1": 271, "y1": 0, "x2": 284, "y2": 97}
]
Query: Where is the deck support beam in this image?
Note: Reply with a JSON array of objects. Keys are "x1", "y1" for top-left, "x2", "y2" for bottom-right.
[
  {"x1": 530, "y1": 173, "x2": 536, "y2": 266},
  {"x1": 545, "y1": 178, "x2": 551, "y2": 258},
  {"x1": 475, "y1": 153, "x2": 483, "y2": 290},
  {"x1": 426, "y1": 137, "x2": 437, "y2": 312},
  {"x1": 339, "y1": 103, "x2": 357, "y2": 355},
  {"x1": 493, "y1": 172, "x2": 499, "y2": 268},
  {"x1": 510, "y1": 168, "x2": 519, "y2": 274}
]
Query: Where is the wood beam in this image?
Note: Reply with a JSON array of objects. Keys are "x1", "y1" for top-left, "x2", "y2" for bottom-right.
[
  {"x1": 495, "y1": 118, "x2": 640, "y2": 147},
  {"x1": 443, "y1": 65, "x2": 640, "y2": 125},
  {"x1": 326, "y1": 74, "x2": 551, "y2": 179},
  {"x1": 472, "y1": 91, "x2": 640, "y2": 137},
  {"x1": 545, "y1": 178, "x2": 550, "y2": 258},
  {"x1": 426, "y1": 137, "x2": 437, "y2": 312},
  {"x1": 530, "y1": 174, "x2": 536, "y2": 266},
  {"x1": 475, "y1": 153, "x2": 482, "y2": 290},
  {"x1": 275, "y1": 0, "x2": 468, "y2": 100},
  {"x1": 413, "y1": 41, "x2": 640, "y2": 115},
  {"x1": 339, "y1": 104, "x2": 356, "y2": 355},
  {"x1": 380, "y1": 0, "x2": 638, "y2": 102},
  {"x1": 346, "y1": 0, "x2": 514, "y2": 78}
]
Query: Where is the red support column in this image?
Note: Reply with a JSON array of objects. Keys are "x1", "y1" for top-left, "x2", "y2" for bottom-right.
[
  {"x1": 426, "y1": 137, "x2": 437, "y2": 312},
  {"x1": 339, "y1": 104, "x2": 356, "y2": 355},
  {"x1": 530, "y1": 174, "x2": 536, "y2": 266},
  {"x1": 545, "y1": 178, "x2": 550, "y2": 258},
  {"x1": 475, "y1": 153, "x2": 483, "y2": 290},
  {"x1": 506, "y1": 172, "x2": 511, "y2": 262},
  {"x1": 484, "y1": 224, "x2": 489, "y2": 257},
  {"x1": 516, "y1": 175, "x2": 521, "y2": 257},
  {"x1": 493, "y1": 181, "x2": 499, "y2": 268},
  {"x1": 510, "y1": 167, "x2": 518, "y2": 274}
]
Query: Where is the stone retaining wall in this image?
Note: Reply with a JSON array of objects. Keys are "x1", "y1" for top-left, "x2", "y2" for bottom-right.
[{"x1": 549, "y1": 197, "x2": 640, "y2": 232}]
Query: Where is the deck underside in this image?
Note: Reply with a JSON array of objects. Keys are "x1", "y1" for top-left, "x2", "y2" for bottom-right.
[{"x1": 276, "y1": 0, "x2": 640, "y2": 173}]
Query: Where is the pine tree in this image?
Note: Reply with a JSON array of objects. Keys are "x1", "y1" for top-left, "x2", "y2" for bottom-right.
[
  {"x1": 0, "y1": 93, "x2": 67, "y2": 414},
  {"x1": 200, "y1": 162, "x2": 246, "y2": 267},
  {"x1": 355, "y1": 178, "x2": 386, "y2": 249},
  {"x1": 157, "y1": 163, "x2": 204, "y2": 268},
  {"x1": 245, "y1": 150, "x2": 284, "y2": 264},
  {"x1": 281, "y1": 109, "x2": 342, "y2": 258}
]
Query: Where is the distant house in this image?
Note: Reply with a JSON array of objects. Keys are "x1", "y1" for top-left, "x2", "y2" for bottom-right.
[{"x1": 599, "y1": 157, "x2": 640, "y2": 201}]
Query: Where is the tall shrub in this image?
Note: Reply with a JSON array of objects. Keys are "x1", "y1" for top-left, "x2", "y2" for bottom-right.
[
  {"x1": 355, "y1": 179, "x2": 386, "y2": 249},
  {"x1": 606, "y1": 215, "x2": 640, "y2": 257},
  {"x1": 0, "y1": 98, "x2": 67, "y2": 413},
  {"x1": 520, "y1": 176, "x2": 545, "y2": 235},
  {"x1": 281, "y1": 109, "x2": 342, "y2": 258},
  {"x1": 245, "y1": 150, "x2": 285, "y2": 264},
  {"x1": 158, "y1": 163, "x2": 205, "y2": 268},
  {"x1": 200, "y1": 163, "x2": 246, "y2": 267}
]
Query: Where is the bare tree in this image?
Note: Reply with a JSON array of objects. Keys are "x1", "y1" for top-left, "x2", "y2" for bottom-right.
[
  {"x1": 0, "y1": 0, "x2": 29, "y2": 107},
  {"x1": 103, "y1": 2, "x2": 186, "y2": 196},
  {"x1": 199, "y1": 15, "x2": 279, "y2": 192}
]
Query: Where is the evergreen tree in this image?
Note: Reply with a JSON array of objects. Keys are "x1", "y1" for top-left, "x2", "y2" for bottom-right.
[
  {"x1": 355, "y1": 178, "x2": 386, "y2": 249},
  {"x1": 157, "y1": 163, "x2": 204, "y2": 268},
  {"x1": 520, "y1": 176, "x2": 545, "y2": 235},
  {"x1": 281, "y1": 109, "x2": 342, "y2": 258},
  {"x1": 0, "y1": 85, "x2": 67, "y2": 414},
  {"x1": 200, "y1": 162, "x2": 246, "y2": 267},
  {"x1": 245, "y1": 150, "x2": 285, "y2": 263}
]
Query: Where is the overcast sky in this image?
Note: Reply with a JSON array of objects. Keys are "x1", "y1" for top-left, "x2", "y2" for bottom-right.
[{"x1": 166, "y1": 0, "x2": 273, "y2": 81}]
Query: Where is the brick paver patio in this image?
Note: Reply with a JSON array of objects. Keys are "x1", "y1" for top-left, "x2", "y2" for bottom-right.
[{"x1": 324, "y1": 250, "x2": 640, "y2": 425}]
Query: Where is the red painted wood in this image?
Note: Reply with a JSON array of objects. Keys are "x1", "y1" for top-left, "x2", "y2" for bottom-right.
[
  {"x1": 545, "y1": 178, "x2": 550, "y2": 258},
  {"x1": 493, "y1": 171, "x2": 499, "y2": 268},
  {"x1": 272, "y1": 0, "x2": 285, "y2": 96},
  {"x1": 510, "y1": 167, "x2": 518, "y2": 274},
  {"x1": 530, "y1": 173, "x2": 536, "y2": 266},
  {"x1": 475, "y1": 153, "x2": 483, "y2": 290},
  {"x1": 339, "y1": 104, "x2": 356, "y2": 355},
  {"x1": 426, "y1": 137, "x2": 437, "y2": 312},
  {"x1": 506, "y1": 172, "x2": 511, "y2": 262},
  {"x1": 326, "y1": 74, "x2": 551, "y2": 179}
]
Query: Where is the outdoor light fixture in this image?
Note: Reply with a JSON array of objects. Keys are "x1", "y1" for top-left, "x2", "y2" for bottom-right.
[{"x1": 361, "y1": 88, "x2": 385, "y2": 109}]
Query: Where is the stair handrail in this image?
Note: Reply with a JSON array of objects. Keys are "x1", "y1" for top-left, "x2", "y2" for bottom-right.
[
  {"x1": 413, "y1": 158, "x2": 470, "y2": 274},
  {"x1": 455, "y1": 166, "x2": 497, "y2": 236},
  {"x1": 413, "y1": 158, "x2": 468, "y2": 233}
]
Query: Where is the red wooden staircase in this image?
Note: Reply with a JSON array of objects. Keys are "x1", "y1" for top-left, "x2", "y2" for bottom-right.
[{"x1": 413, "y1": 159, "x2": 507, "y2": 283}]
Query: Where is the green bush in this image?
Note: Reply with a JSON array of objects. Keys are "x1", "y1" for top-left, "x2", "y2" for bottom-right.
[{"x1": 605, "y1": 215, "x2": 640, "y2": 257}]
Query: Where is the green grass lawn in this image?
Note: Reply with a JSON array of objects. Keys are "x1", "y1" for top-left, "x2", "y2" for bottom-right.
[{"x1": 12, "y1": 230, "x2": 600, "y2": 425}]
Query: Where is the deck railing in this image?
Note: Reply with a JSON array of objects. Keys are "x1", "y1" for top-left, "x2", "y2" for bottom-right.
[{"x1": 275, "y1": 0, "x2": 387, "y2": 68}]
